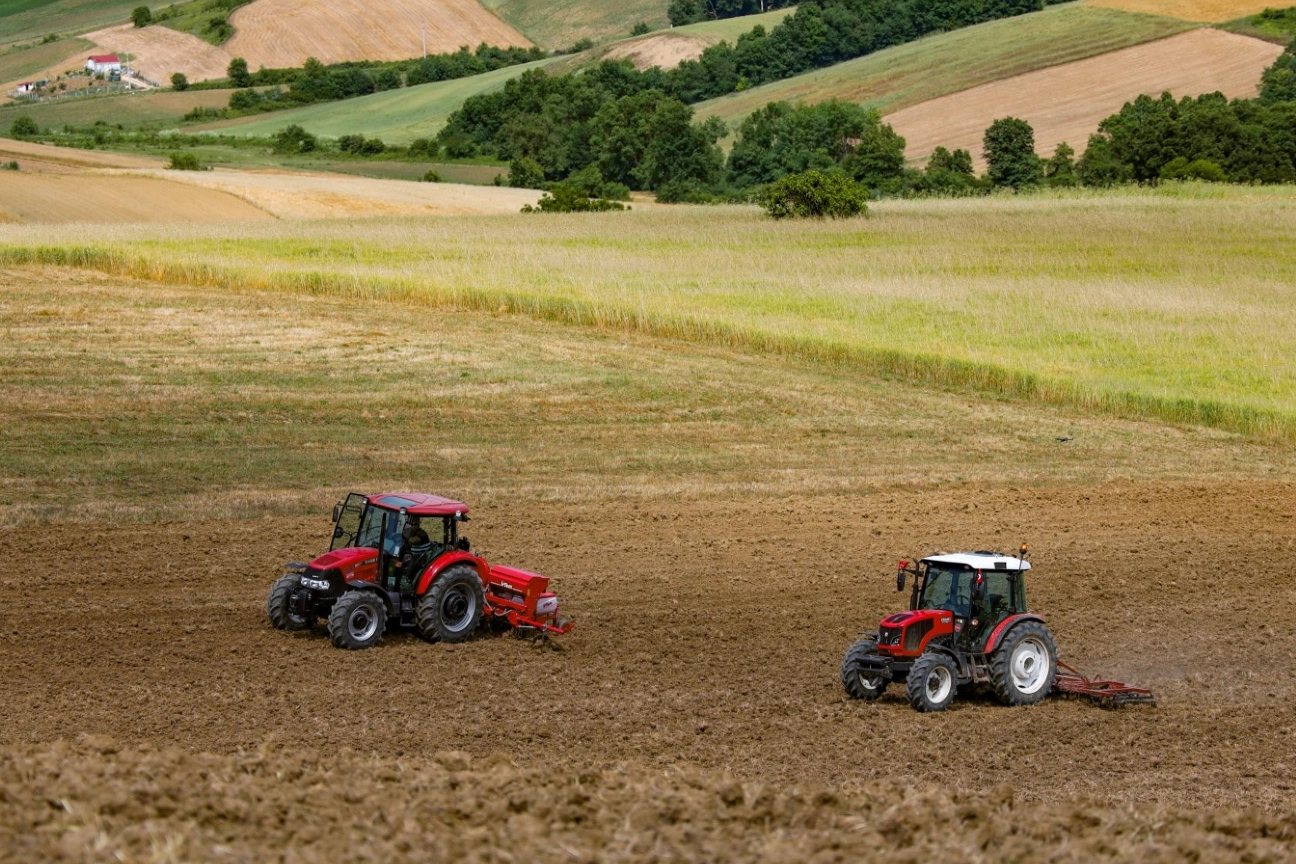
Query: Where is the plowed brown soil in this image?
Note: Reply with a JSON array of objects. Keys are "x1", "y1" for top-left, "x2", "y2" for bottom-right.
[{"x1": 2, "y1": 483, "x2": 1295, "y2": 860}]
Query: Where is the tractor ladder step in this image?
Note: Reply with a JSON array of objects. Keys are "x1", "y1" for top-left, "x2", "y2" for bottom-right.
[{"x1": 1055, "y1": 661, "x2": 1156, "y2": 707}]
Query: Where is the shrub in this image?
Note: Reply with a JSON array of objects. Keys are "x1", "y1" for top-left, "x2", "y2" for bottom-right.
[
  {"x1": 131, "y1": 5, "x2": 152, "y2": 27},
  {"x1": 522, "y1": 181, "x2": 627, "y2": 212},
  {"x1": 2, "y1": 161, "x2": 18, "y2": 171},
  {"x1": 167, "y1": 152, "x2": 203, "y2": 170},
  {"x1": 758, "y1": 170, "x2": 868, "y2": 219},
  {"x1": 228, "y1": 88, "x2": 259, "y2": 111},
  {"x1": 11, "y1": 115, "x2": 39, "y2": 138},
  {"x1": 407, "y1": 138, "x2": 439, "y2": 160},
  {"x1": 631, "y1": 21, "x2": 651, "y2": 35},
  {"x1": 508, "y1": 156, "x2": 545, "y2": 188},
  {"x1": 1160, "y1": 156, "x2": 1227, "y2": 182},
  {"x1": 272, "y1": 124, "x2": 316, "y2": 154},
  {"x1": 171, "y1": 72, "x2": 189, "y2": 91},
  {"x1": 421, "y1": 169, "x2": 442, "y2": 182}
]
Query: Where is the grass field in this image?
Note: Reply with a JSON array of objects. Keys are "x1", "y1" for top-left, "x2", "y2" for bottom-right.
[
  {"x1": 196, "y1": 56, "x2": 561, "y2": 143},
  {"x1": 481, "y1": 0, "x2": 669, "y2": 49},
  {"x1": 0, "y1": 0, "x2": 140, "y2": 45},
  {"x1": 0, "y1": 34, "x2": 87, "y2": 84},
  {"x1": 0, "y1": 87, "x2": 232, "y2": 128},
  {"x1": 695, "y1": 5, "x2": 1197, "y2": 132},
  {"x1": 1, "y1": 186, "x2": 1293, "y2": 445}
]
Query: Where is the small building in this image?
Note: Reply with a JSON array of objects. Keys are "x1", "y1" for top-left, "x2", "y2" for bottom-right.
[
  {"x1": 85, "y1": 54, "x2": 122, "y2": 74},
  {"x1": 15, "y1": 82, "x2": 36, "y2": 94}
]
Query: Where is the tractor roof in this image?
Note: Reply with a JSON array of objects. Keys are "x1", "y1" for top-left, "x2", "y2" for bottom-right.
[
  {"x1": 922, "y1": 552, "x2": 1030, "y2": 571},
  {"x1": 368, "y1": 492, "x2": 469, "y2": 517}
]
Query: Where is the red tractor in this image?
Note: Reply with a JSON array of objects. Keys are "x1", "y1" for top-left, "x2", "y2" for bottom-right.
[
  {"x1": 841, "y1": 545, "x2": 1058, "y2": 712},
  {"x1": 266, "y1": 492, "x2": 573, "y2": 649}
]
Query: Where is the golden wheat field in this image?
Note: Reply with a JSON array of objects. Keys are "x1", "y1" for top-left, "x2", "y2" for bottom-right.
[
  {"x1": 888, "y1": 28, "x2": 1282, "y2": 167},
  {"x1": 225, "y1": 0, "x2": 531, "y2": 70},
  {"x1": 1083, "y1": 0, "x2": 1284, "y2": 22}
]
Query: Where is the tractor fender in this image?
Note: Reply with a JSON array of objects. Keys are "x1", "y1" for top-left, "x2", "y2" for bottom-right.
[
  {"x1": 984, "y1": 613, "x2": 1047, "y2": 654},
  {"x1": 414, "y1": 551, "x2": 488, "y2": 595}
]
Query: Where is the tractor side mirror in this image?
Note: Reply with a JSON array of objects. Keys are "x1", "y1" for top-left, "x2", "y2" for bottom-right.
[
  {"x1": 896, "y1": 565, "x2": 907, "y2": 592},
  {"x1": 332, "y1": 503, "x2": 341, "y2": 523},
  {"x1": 972, "y1": 572, "x2": 986, "y2": 604},
  {"x1": 333, "y1": 525, "x2": 343, "y2": 539}
]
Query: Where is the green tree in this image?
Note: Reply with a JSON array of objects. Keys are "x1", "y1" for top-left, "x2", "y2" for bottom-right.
[
  {"x1": 170, "y1": 72, "x2": 188, "y2": 91},
  {"x1": 272, "y1": 124, "x2": 316, "y2": 154},
  {"x1": 10, "y1": 115, "x2": 39, "y2": 137},
  {"x1": 983, "y1": 116, "x2": 1043, "y2": 189},
  {"x1": 508, "y1": 156, "x2": 545, "y2": 188},
  {"x1": 759, "y1": 169, "x2": 869, "y2": 219},
  {"x1": 631, "y1": 21, "x2": 651, "y2": 36},
  {"x1": 227, "y1": 56, "x2": 252, "y2": 87},
  {"x1": 1260, "y1": 43, "x2": 1296, "y2": 104},
  {"x1": 131, "y1": 5, "x2": 152, "y2": 27},
  {"x1": 1044, "y1": 141, "x2": 1078, "y2": 187}
]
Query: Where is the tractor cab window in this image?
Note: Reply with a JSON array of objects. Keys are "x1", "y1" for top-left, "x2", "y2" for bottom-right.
[
  {"x1": 330, "y1": 493, "x2": 366, "y2": 551},
  {"x1": 980, "y1": 570, "x2": 1015, "y2": 620},
  {"x1": 919, "y1": 566, "x2": 971, "y2": 618},
  {"x1": 355, "y1": 505, "x2": 389, "y2": 551}
]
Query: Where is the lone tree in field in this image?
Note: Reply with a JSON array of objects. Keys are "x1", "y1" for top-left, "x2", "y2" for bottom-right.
[
  {"x1": 10, "y1": 115, "x2": 39, "y2": 138},
  {"x1": 983, "y1": 117, "x2": 1042, "y2": 189},
  {"x1": 227, "y1": 57, "x2": 252, "y2": 88},
  {"x1": 131, "y1": 5, "x2": 152, "y2": 27},
  {"x1": 170, "y1": 72, "x2": 189, "y2": 91}
]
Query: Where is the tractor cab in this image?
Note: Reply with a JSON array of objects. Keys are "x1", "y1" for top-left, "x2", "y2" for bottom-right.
[
  {"x1": 327, "y1": 492, "x2": 471, "y2": 594},
  {"x1": 904, "y1": 551, "x2": 1030, "y2": 651}
]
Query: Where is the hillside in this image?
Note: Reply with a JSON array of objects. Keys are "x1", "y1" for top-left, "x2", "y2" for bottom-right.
[
  {"x1": 0, "y1": 0, "x2": 140, "y2": 46},
  {"x1": 1083, "y1": 0, "x2": 1281, "y2": 23},
  {"x1": 193, "y1": 56, "x2": 560, "y2": 142},
  {"x1": 887, "y1": 28, "x2": 1282, "y2": 166},
  {"x1": 224, "y1": 0, "x2": 532, "y2": 69},
  {"x1": 694, "y1": 6, "x2": 1196, "y2": 133},
  {"x1": 0, "y1": 88, "x2": 232, "y2": 128},
  {"x1": 84, "y1": 22, "x2": 234, "y2": 82},
  {"x1": 481, "y1": 0, "x2": 669, "y2": 50},
  {"x1": 554, "y1": 8, "x2": 794, "y2": 72}
]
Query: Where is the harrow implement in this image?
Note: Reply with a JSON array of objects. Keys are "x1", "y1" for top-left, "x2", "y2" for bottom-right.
[{"x1": 1055, "y1": 661, "x2": 1156, "y2": 706}]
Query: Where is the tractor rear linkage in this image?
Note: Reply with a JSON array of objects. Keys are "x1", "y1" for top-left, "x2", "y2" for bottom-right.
[{"x1": 1054, "y1": 660, "x2": 1157, "y2": 706}]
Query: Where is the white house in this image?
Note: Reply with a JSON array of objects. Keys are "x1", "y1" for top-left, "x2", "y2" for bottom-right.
[
  {"x1": 85, "y1": 54, "x2": 122, "y2": 74},
  {"x1": 15, "y1": 82, "x2": 36, "y2": 94}
]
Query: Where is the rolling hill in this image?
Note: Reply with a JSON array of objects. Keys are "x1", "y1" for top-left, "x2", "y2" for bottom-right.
[
  {"x1": 1083, "y1": 0, "x2": 1284, "y2": 23},
  {"x1": 887, "y1": 27, "x2": 1282, "y2": 166},
  {"x1": 0, "y1": 0, "x2": 141, "y2": 46},
  {"x1": 480, "y1": 0, "x2": 669, "y2": 50},
  {"x1": 693, "y1": 6, "x2": 1197, "y2": 133}
]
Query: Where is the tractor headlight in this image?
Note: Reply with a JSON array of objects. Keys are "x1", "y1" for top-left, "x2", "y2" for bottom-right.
[{"x1": 301, "y1": 577, "x2": 330, "y2": 591}]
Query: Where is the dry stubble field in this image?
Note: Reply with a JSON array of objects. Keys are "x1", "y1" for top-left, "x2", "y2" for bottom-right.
[{"x1": 1, "y1": 237, "x2": 1295, "y2": 860}]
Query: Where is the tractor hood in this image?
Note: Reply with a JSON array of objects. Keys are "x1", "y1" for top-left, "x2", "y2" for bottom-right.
[
  {"x1": 879, "y1": 609, "x2": 947, "y2": 628},
  {"x1": 308, "y1": 547, "x2": 378, "y2": 572}
]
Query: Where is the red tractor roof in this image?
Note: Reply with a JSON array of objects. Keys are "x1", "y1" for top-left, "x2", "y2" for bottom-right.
[{"x1": 368, "y1": 492, "x2": 469, "y2": 516}]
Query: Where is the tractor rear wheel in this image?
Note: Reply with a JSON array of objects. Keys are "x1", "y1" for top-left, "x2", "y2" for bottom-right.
[
  {"x1": 267, "y1": 573, "x2": 315, "y2": 631},
  {"x1": 416, "y1": 565, "x2": 485, "y2": 643},
  {"x1": 990, "y1": 621, "x2": 1057, "y2": 705},
  {"x1": 327, "y1": 590, "x2": 387, "y2": 650},
  {"x1": 841, "y1": 639, "x2": 888, "y2": 700},
  {"x1": 906, "y1": 652, "x2": 958, "y2": 712}
]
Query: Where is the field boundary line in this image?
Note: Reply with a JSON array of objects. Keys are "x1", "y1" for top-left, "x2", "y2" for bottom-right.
[{"x1": 3, "y1": 243, "x2": 1290, "y2": 442}]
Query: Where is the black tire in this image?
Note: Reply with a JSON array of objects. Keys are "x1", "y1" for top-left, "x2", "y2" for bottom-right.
[
  {"x1": 327, "y1": 590, "x2": 387, "y2": 650},
  {"x1": 990, "y1": 620, "x2": 1057, "y2": 705},
  {"x1": 841, "y1": 639, "x2": 888, "y2": 701},
  {"x1": 906, "y1": 651, "x2": 958, "y2": 712},
  {"x1": 416, "y1": 565, "x2": 485, "y2": 643},
  {"x1": 266, "y1": 573, "x2": 315, "y2": 631}
]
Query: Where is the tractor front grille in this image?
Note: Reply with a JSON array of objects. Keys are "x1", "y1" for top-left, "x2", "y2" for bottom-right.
[
  {"x1": 903, "y1": 618, "x2": 934, "y2": 652},
  {"x1": 879, "y1": 626, "x2": 901, "y2": 647}
]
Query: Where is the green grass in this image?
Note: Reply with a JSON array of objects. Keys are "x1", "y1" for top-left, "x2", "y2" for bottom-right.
[
  {"x1": 150, "y1": 0, "x2": 252, "y2": 46},
  {"x1": 4, "y1": 246, "x2": 1292, "y2": 526},
  {"x1": 481, "y1": 0, "x2": 670, "y2": 50},
  {"x1": 695, "y1": 5, "x2": 1197, "y2": 131},
  {"x1": 0, "y1": 88, "x2": 232, "y2": 128},
  {"x1": 1220, "y1": 4, "x2": 1296, "y2": 42},
  {"x1": 2, "y1": 185, "x2": 1295, "y2": 444},
  {"x1": 0, "y1": 35, "x2": 88, "y2": 81},
  {"x1": 193, "y1": 58, "x2": 561, "y2": 144},
  {"x1": 0, "y1": 0, "x2": 141, "y2": 45}
]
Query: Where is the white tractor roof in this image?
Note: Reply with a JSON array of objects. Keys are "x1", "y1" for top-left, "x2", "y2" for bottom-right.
[{"x1": 922, "y1": 552, "x2": 1031, "y2": 571}]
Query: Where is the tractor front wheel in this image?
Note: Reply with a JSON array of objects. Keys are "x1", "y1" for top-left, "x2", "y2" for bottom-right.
[
  {"x1": 416, "y1": 565, "x2": 485, "y2": 643},
  {"x1": 906, "y1": 652, "x2": 958, "y2": 712},
  {"x1": 990, "y1": 621, "x2": 1057, "y2": 705},
  {"x1": 841, "y1": 639, "x2": 888, "y2": 701},
  {"x1": 267, "y1": 573, "x2": 315, "y2": 631},
  {"x1": 327, "y1": 590, "x2": 387, "y2": 650}
]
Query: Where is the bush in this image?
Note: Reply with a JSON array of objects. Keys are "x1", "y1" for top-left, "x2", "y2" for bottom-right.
[
  {"x1": 508, "y1": 156, "x2": 545, "y2": 188},
  {"x1": 521, "y1": 181, "x2": 628, "y2": 212},
  {"x1": 631, "y1": 21, "x2": 651, "y2": 35},
  {"x1": 407, "y1": 138, "x2": 439, "y2": 160},
  {"x1": 1159, "y1": 156, "x2": 1227, "y2": 182},
  {"x1": 421, "y1": 169, "x2": 442, "y2": 182},
  {"x1": 131, "y1": 5, "x2": 152, "y2": 27},
  {"x1": 167, "y1": 152, "x2": 203, "y2": 170},
  {"x1": 171, "y1": 72, "x2": 189, "y2": 91},
  {"x1": 758, "y1": 170, "x2": 868, "y2": 219},
  {"x1": 10, "y1": 115, "x2": 39, "y2": 138},
  {"x1": 272, "y1": 124, "x2": 316, "y2": 154},
  {"x1": 2, "y1": 161, "x2": 18, "y2": 171},
  {"x1": 227, "y1": 57, "x2": 252, "y2": 88}
]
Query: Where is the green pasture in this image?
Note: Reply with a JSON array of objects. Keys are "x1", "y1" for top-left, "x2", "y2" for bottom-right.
[
  {"x1": 695, "y1": 6, "x2": 1196, "y2": 131},
  {"x1": 0, "y1": 0, "x2": 141, "y2": 45},
  {"x1": 0, "y1": 35, "x2": 88, "y2": 81},
  {"x1": 481, "y1": 0, "x2": 669, "y2": 49},
  {"x1": 2, "y1": 185, "x2": 1295, "y2": 445},
  {"x1": 0, "y1": 88, "x2": 232, "y2": 128},
  {"x1": 194, "y1": 58, "x2": 561, "y2": 144}
]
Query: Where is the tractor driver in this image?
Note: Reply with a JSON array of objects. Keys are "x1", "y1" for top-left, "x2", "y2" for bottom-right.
[{"x1": 404, "y1": 515, "x2": 432, "y2": 554}]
